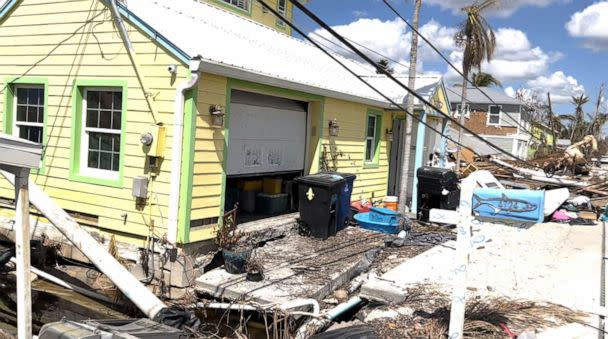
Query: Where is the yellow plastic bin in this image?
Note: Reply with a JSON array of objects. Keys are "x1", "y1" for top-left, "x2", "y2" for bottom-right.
[
  {"x1": 263, "y1": 178, "x2": 283, "y2": 194},
  {"x1": 384, "y1": 196, "x2": 398, "y2": 211}
]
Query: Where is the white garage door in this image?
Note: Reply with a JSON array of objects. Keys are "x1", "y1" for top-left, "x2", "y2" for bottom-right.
[{"x1": 227, "y1": 90, "x2": 308, "y2": 176}]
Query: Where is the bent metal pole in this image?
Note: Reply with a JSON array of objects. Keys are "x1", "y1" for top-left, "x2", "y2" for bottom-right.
[{"x1": 0, "y1": 170, "x2": 167, "y2": 319}]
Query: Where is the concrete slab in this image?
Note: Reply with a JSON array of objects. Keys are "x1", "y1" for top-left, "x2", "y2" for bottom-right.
[
  {"x1": 361, "y1": 222, "x2": 604, "y2": 337},
  {"x1": 196, "y1": 227, "x2": 384, "y2": 305}
]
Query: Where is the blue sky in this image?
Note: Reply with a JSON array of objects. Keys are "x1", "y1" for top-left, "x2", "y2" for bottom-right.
[{"x1": 295, "y1": 0, "x2": 608, "y2": 116}]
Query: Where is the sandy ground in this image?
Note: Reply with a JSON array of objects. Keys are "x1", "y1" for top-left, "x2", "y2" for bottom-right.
[{"x1": 361, "y1": 221, "x2": 605, "y2": 338}]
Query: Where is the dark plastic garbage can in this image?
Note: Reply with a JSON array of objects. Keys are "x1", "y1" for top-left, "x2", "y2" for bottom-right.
[
  {"x1": 295, "y1": 173, "x2": 346, "y2": 239},
  {"x1": 334, "y1": 173, "x2": 356, "y2": 231}
]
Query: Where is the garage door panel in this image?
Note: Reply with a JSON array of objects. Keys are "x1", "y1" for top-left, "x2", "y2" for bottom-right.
[{"x1": 227, "y1": 96, "x2": 307, "y2": 176}]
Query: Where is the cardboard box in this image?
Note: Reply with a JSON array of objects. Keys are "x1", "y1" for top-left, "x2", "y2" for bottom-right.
[{"x1": 578, "y1": 211, "x2": 597, "y2": 221}]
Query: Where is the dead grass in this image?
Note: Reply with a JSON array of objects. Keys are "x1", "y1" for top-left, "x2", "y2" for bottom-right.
[{"x1": 370, "y1": 285, "x2": 587, "y2": 338}]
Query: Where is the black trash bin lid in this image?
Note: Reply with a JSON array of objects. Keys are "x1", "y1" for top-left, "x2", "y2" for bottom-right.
[
  {"x1": 328, "y1": 172, "x2": 356, "y2": 181},
  {"x1": 295, "y1": 173, "x2": 345, "y2": 188}
]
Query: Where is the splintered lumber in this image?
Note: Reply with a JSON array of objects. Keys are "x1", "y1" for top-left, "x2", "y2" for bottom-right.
[
  {"x1": 491, "y1": 157, "x2": 588, "y2": 188},
  {"x1": 0, "y1": 170, "x2": 167, "y2": 319}
]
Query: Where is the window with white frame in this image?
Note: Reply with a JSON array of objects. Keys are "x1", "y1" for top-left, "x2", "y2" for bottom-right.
[
  {"x1": 81, "y1": 89, "x2": 122, "y2": 178},
  {"x1": 365, "y1": 115, "x2": 377, "y2": 162},
  {"x1": 455, "y1": 104, "x2": 470, "y2": 119},
  {"x1": 277, "y1": 0, "x2": 287, "y2": 25},
  {"x1": 221, "y1": 0, "x2": 249, "y2": 11},
  {"x1": 13, "y1": 86, "x2": 44, "y2": 143},
  {"x1": 488, "y1": 105, "x2": 501, "y2": 125}
]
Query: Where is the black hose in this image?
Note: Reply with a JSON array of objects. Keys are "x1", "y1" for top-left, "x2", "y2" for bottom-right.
[{"x1": 0, "y1": 247, "x2": 14, "y2": 267}]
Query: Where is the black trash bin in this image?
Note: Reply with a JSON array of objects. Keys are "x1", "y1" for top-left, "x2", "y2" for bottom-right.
[
  {"x1": 417, "y1": 167, "x2": 460, "y2": 221},
  {"x1": 295, "y1": 173, "x2": 347, "y2": 239}
]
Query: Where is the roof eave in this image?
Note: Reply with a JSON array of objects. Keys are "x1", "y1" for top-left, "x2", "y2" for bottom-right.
[{"x1": 200, "y1": 61, "x2": 391, "y2": 108}]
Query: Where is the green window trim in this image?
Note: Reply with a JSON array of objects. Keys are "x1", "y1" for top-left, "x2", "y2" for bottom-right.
[
  {"x1": 210, "y1": 0, "x2": 252, "y2": 17},
  {"x1": 69, "y1": 79, "x2": 128, "y2": 188},
  {"x1": 363, "y1": 109, "x2": 382, "y2": 168},
  {"x1": 3, "y1": 76, "x2": 49, "y2": 175}
]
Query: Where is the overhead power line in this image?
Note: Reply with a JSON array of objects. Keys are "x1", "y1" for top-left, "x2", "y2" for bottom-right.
[
  {"x1": 381, "y1": 0, "x2": 542, "y2": 142},
  {"x1": 254, "y1": 0, "x2": 484, "y2": 159},
  {"x1": 281, "y1": 0, "x2": 538, "y2": 166}
]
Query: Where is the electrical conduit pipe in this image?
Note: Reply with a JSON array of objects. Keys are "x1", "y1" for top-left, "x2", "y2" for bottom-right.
[{"x1": 167, "y1": 58, "x2": 202, "y2": 244}]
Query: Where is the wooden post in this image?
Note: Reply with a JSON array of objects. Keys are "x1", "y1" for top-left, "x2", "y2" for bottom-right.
[
  {"x1": 14, "y1": 167, "x2": 31, "y2": 339},
  {"x1": 447, "y1": 215, "x2": 472, "y2": 339}
]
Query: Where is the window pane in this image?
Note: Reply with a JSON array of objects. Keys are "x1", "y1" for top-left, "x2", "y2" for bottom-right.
[
  {"x1": 99, "y1": 91, "x2": 113, "y2": 110},
  {"x1": 16, "y1": 105, "x2": 26, "y2": 122},
  {"x1": 113, "y1": 135, "x2": 120, "y2": 152},
  {"x1": 88, "y1": 150, "x2": 99, "y2": 169},
  {"x1": 89, "y1": 133, "x2": 100, "y2": 150},
  {"x1": 490, "y1": 106, "x2": 500, "y2": 114},
  {"x1": 99, "y1": 111, "x2": 112, "y2": 129},
  {"x1": 86, "y1": 91, "x2": 99, "y2": 109},
  {"x1": 16, "y1": 88, "x2": 27, "y2": 104},
  {"x1": 112, "y1": 154, "x2": 120, "y2": 171},
  {"x1": 27, "y1": 88, "x2": 38, "y2": 106},
  {"x1": 365, "y1": 139, "x2": 373, "y2": 161},
  {"x1": 367, "y1": 116, "x2": 376, "y2": 137},
  {"x1": 37, "y1": 88, "x2": 44, "y2": 105},
  {"x1": 99, "y1": 152, "x2": 112, "y2": 170},
  {"x1": 489, "y1": 115, "x2": 500, "y2": 124},
  {"x1": 37, "y1": 106, "x2": 44, "y2": 123},
  {"x1": 113, "y1": 92, "x2": 122, "y2": 111},
  {"x1": 19, "y1": 126, "x2": 42, "y2": 143},
  {"x1": 86, "y1": 109, "x2": 98, "y2": 128},
  {"x1": 100, "y1": 134, "x2": 113, "y2": 151},
  {"x1": 112, "y1": 111, "x2": 121, "y2": 130},
  {"x1": 27, "y1": 107, "x2": 37, "y2": 122}
]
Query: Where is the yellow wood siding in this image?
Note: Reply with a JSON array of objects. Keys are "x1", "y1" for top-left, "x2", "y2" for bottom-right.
[
  {"x1": 202, "y1": 0, "x2": 294, "y2": 35},
  {"x1": 191, "y1": 73, "x2": 227, "y2": 222},
  {"x1": 0, "y1": 0, "x2": 189, "y2": 244},
  {"x1": 322, "y1": 98, "x2": 392, "y2": 202}
]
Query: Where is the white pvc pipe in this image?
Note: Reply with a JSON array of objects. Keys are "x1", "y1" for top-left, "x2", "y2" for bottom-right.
[
  {"x1": 279, "y1": 298, "x2": 320, "y2": 316},
  {"x1": 167, "y1": 60, "x2": 201, "y2": 244},
  {"x1": 0, "y1": 170, "x2": 166, "y2": 319}
]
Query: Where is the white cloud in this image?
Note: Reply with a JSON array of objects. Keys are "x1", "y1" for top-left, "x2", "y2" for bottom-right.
[
  {"x1": 309, "y1": 18, "x2": 564, "y2": 89},
  {"x1": 525, "y1": 71, "x2": 585, "y2": 103},
  {"x1": 425, "y1": 0, "x2": 567, "y2": 18},
  {"x1": 352, "y1": 10, "x2": 368, "y2": 18},
  {"x1": 504, "y1": 86, "x2": 517, "y2": 98},
  {"x1": 566, "y1": 2, "x2": 608, "y2": 50}
]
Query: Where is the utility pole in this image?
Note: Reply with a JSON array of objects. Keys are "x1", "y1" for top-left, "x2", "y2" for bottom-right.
[
  {"x1": 398, "y1": 0, "x2": 422, "y2": 214},
  {"x1": 592, "y1": 84, "x2": 605, "y2": 139},
  {"x1": 547, "y1": 92, "x2": 556, "y2": 150}
]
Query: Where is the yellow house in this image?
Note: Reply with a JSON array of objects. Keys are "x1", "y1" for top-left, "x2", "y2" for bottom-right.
[
  {"x1": 528, "y1": 121, "x2": 556, "y2": 158},
  {"x1": 0, "y1": 0, "x2": 448, "y2": 250},
  {"x1": 200, "y1": 0, "x2": 302, "y2": 35}
]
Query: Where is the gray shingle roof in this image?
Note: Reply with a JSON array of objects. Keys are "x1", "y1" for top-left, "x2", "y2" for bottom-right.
[{"x1": 447, "y1": 86, "x2": 521, "y2": 105}]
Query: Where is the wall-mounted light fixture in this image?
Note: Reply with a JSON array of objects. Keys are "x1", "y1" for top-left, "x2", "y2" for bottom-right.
[
  {"x1": 329, "y1": 119, "x2": 339, "y2": 137},
  {"x1": 209, "y1": 104, "x2": 225, "y2": 128},
  {"x1": 386, "y1": 128, "x2": 393, "y2": 142}
]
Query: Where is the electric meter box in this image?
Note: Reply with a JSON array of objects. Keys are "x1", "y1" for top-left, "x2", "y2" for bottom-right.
[{"x1": 143, "y1": 125, "x2": 166, "y2": 158}]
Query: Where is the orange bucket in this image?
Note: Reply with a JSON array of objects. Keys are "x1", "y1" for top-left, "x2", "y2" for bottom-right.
[{"x1": 384, "y1": 196, "x2": 398, "y2": 211}]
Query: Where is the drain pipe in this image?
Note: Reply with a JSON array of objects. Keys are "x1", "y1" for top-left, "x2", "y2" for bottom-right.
[
  {"x1": 295, "y1": 296, "x2": 364, "y2": 339},
  {"x1": 167, "y1": 58, "x2": 202, "y2": 244}
]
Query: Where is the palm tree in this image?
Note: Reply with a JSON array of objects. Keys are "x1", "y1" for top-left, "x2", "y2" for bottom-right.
[
  {"x1": 570, "y1": 94, "x2": 589, "y2": 141},
  {"x1": 397, "y1": 0, "x2": 421, "y2": 214},
  {"x1": 454, "y1": 0, "x2": 497, "y2": 169},
  {"x1": 471, "y1": 72, "x2": 502, "y2": 87}
]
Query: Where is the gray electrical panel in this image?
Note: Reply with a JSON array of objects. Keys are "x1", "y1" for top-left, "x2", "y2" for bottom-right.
[{"x1": 132, "y1": 176, "x2": 149, "y2": 199}]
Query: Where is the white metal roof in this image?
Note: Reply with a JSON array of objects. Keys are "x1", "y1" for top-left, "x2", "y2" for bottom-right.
[
  {"x1": 123, "y1": 0, "x2": 441, "y2": 108},
  {"x1": 447, "y1": 86, "x2": 522, "y2": 106},
  {"x1": 362, "y1": 75, "x2": 443, "y2": 109}
]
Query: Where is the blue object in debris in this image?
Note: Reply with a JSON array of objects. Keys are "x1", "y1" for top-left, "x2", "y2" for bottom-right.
[
  {"x1": 354, "y1": 209, "x2": 402, "y2": 234},
  {"x1": 472, "y1": 188, "x2": 545, "y2": 223}
]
